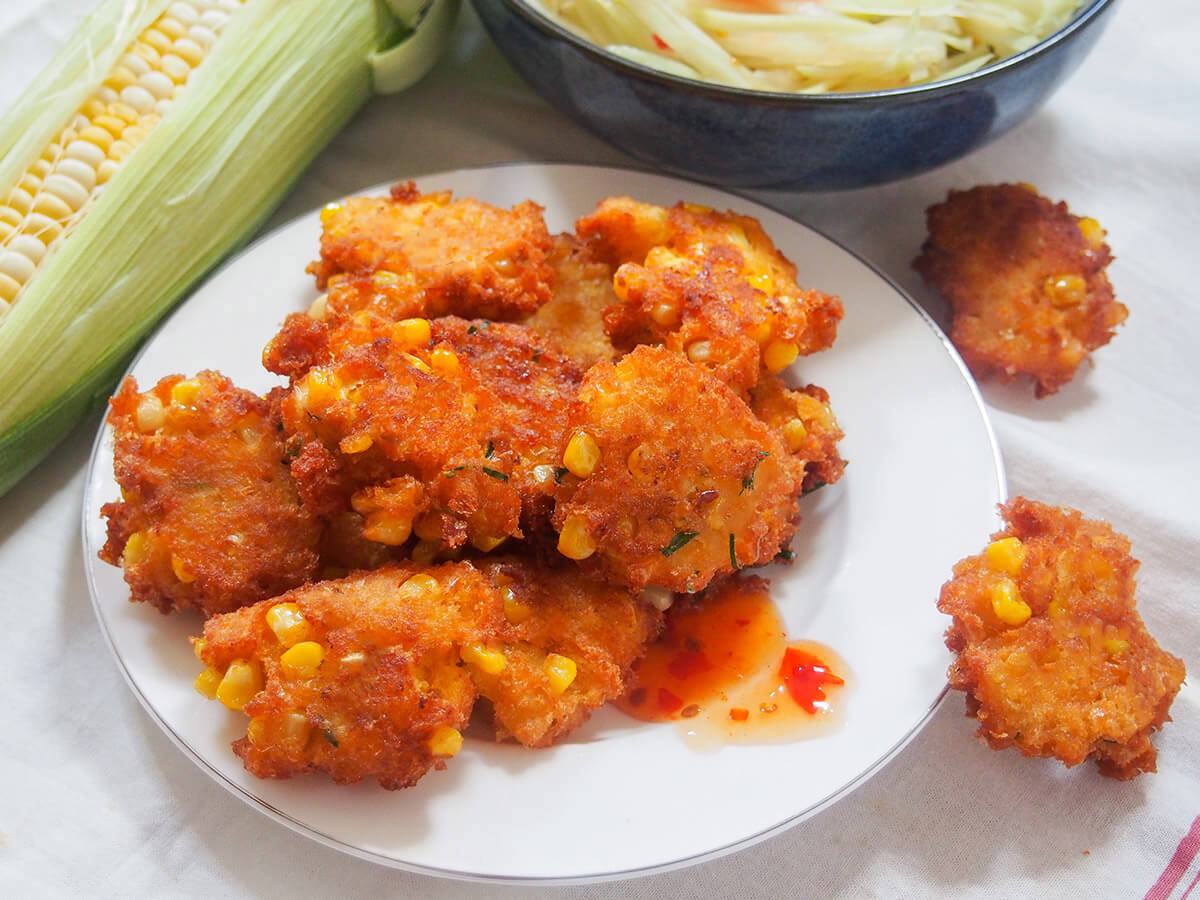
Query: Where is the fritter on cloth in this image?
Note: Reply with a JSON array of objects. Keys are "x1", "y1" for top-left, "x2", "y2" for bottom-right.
[
  {"x1": 576, "y1": 197, "x2": 842, "y2": 392},
  {"x1": 552, "y1": 345, "x2": 806, "y2": 593},
  {"x1": 913, "y1": 184, "x2": 1127, "y2": 396},
  {"x1": 309, "y1": 182, "x2": 555, "y2": 323},
  {"x1": 99, "y1": 371, "x2": 320, "y2": 616},
  {"x1": 938, "y1": 497, "x2": 1185, "y2": 779}
]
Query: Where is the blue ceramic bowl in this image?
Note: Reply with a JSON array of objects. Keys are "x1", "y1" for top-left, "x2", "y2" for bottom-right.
[{"x1": 470, "y1": 0, "x2": 1118, "y2": 191}]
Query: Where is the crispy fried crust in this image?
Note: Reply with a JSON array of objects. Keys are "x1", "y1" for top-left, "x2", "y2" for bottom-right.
[
  {"x1": 274, "y1": 315, "x2": 581, "y2": 555},
  {"x1": 913, "y1": 184, "x2": 1127, "y2": 397},
  {"x1": 308, "y1": 182, "x2": 554, "y2": 322},
  {"x1": 196, "y1": 558, "x2": 662, "y2": 787},
  {"x1": 553, "y1": 345, "x2": 806, "y2": 592},
  {"x1": 99, "y1": 372, "x2": 321, "y2": 616},
  {"x1": 749, "y1": 376, "x2": 846, "y2": 494},
  {"x1": 576, "y1": 197, "x2": 842, "y2": 392},
  {"x1": 520, "y1": 233, "x2": 618, "y2": 367},
  {"x1": 938, "y1": 497, "x2": 1185, "y2": 779},
  {"x1": 472, "y1": 558, "x2": 663, "y2": 747}
]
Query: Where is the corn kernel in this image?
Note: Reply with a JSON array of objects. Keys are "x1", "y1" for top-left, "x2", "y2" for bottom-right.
[
  {"x1": 626, "y1": 443, "x2": 654, "y2": 482},
  {"x1": 470, "y1": 533, "x2": 507, "y2": 553},
  {"x1": 362, "y1": 511, "x2": 412, "y2": 546},
  {"x1": 502, "y1": 586, "x2": 534, "y2": 624},
  {"x1": 1048, "y1": 598, "x2": 1068, "y2": 618},
  {"x1": 1043, "y1": 274, "x2": 1087, "y2": 307},
  {"x1": 216, "y1": 659, "x2": 262, "y2": 710},
  {"x1": 1078, "y1": 217, "x2": 1105, "y2": 246},
  {"x1": 428, "y1": 724, "x2": 463, "y2": 758},
  {"x1": 192, "y1": 638, "x2": 207, "y2": 661},
  {"x1": 246, "y1": 717, "x2": 267, "y2": 745},
  {"x1": 339, "y1": 433, "x2": 373, "y2": 454},
  {"x1": 752, "y1": 321, "x2": 772, "y2": 345},
  {"x1": 122, "y1": 530, "x2": 150, "y2": 566},
  {"x1": 403, "y1": 352, "x2": 432, "y2": 374},
  {"x1": 543, "y1": 653, "x2": 577, "y2": 694},
  {"x1": 319, "y1": 202, "x2": 342, "y2": 225},
  {"x1": 280, "y1": 712, "x2": 312, "y2": 749},
  {"x1": 302, "y1": 368, "x2": 340, "y2": 408},
  {"x1": 169, "y1": 378, "x2": 201, "y2": 407},
  {"x1": 194, "y1": 667, "x2": 222, "y2": 699},
  {"x1": 1104, "y1": 638, "x2": 1129, "y2": 656},
  {"x1": 557, "y1": 516, "x2": 596, "y2": 560},
  {"x1": 135, "y1": 394, "x2": 165, "y2": 432},
  {"x1": 430, "y1": 346, "x2": 459, "y2": 374},
  {"x1": 171, "y1": 554, "x2": 195, "y2": 583},
  {"x1": 280, "y1": 641, "x2": 326, "y2": 679},
  {"x1": 411, "y1": 539, "x2": 440, "y2": 564},
  {"x1": 401, "y1": 573, "x2": 439, "y2": 597},
  {"x1": 563, "y1": 431, "x2": 601, "y2": 478},
  {"x1": 764, "y1": 340, "x2": 799, "y2": 374},
  {"x1": 984, "y1": 537, "x2": 1027, "y2": 576},
  {"x1": 990, "y1": 579, "x2": 1031, "y2": 626},
  {"x1": 461, "y1": 642, "x2": 507, "y2": 675},
  {"x1": 686, "y1": 341, "x2": 712, "y2": 363},
  {"x1": 265, "y1": 602, "x2": 311, "y2": 647},
  {"x1": 642, "y1": 586, "x2": 674, "y2": 612},
  {"x1": 396, "y1": 317, "x2": 432, "y2": 347},
  {"x1": 782, "y1": 418, "x2": 808, "y2": 451},
  {"x1": 650, "y1": 300, "x2": 680, "y2": 327}
]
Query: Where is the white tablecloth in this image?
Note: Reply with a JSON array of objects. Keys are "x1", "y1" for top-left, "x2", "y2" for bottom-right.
[{"x1": 2, "y1": 2, "x2": 1197, "y2": 896}]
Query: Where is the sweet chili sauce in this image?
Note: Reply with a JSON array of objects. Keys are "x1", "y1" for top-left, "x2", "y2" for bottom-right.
[{"x1": 616, "y1": 575, "x2": 848, "y2": 746}]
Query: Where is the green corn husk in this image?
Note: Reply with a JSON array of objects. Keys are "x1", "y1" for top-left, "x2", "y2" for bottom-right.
[{"x1": 0, "y1": 0, "x2": 454, "y2": 497}]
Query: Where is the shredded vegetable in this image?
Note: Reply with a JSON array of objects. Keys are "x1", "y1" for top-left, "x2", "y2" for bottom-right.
[{"x1": 524, "y1": 0, "x2": 1083, "y2": 93}]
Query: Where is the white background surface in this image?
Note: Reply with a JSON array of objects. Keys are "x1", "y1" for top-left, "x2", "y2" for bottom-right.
[{"x1": 2, "y1": 1, "x2": 1198, "y2": 897}]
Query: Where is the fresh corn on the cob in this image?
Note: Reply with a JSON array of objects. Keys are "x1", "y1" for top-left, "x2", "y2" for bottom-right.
[{"x1": 0, "y1": 0, "x2": 458, "y2": 496}]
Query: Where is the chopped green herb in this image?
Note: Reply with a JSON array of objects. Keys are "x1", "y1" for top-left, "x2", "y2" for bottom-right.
[
  {"x1": 802, "y1": 479, "x2": 827, "y2": 495},
  {"x1": 467, "y1": 320, "x2": 491, "y2": 335},
  {"x1": 485, "y1": 440, "x2": 495, "y2": 459},
  {"x1": 729, "y1": 533, "x2": 739, "y2": 569},
  {"x1": 553, "y1": 466, "x2": 569, "y2": 484},
  {"x1": 443, "y1": 465, "x2": 466, "y2": 479},
  {"x1": 481, "y1": 467, "x2": 509, "y2": 481},
  {"x1": 322, "y1": 728, "x2": 339, "y2": 747},
  {"x1": 775, "y1": 548, "x2": 795, "y2": 562},
  {"x1": 661, "y1": 530, "x2": 699, "y2": 557},
  {"x1": 740, "y1": 451, "x2": 769, "y2": 494}
]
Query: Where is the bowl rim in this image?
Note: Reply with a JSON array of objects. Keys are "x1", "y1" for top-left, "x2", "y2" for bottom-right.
[{"x1": 490, "y1": 0, "x2": 1116, "y2": 105}]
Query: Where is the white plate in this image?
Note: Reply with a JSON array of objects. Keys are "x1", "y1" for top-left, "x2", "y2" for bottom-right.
[{"x1": 81, "y1": 163, "x2": 1004, "y2": 884}]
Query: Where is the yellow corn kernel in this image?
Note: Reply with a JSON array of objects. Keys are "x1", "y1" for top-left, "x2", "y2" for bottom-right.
[
  {"x1": 396, "y1": 317, "x2": 432, "y2": 347},
  {"x1": 990, "y1": 579, "x2": 1031, "y2": 626},
  {"x1": 557, "y1": 516, "x2": 596, "y2": 560},
  {"x1": 626, "y1": 443, "x2": 654, "y2": 482},
  {"x1": 171, "y1": 554, "x2": 195, "y2": 583},
  {"x1": 363, "y1": 510, "x2": 412, "y2": 546},
  {"x1": 649, "y1": 300, "x2": 680, "y2": 327},
  {"x1": 985, "y1": 537, "x2": 1027, "y2": 576},
  {"x1": 319, "y1": 202, "x2": 342, "y2": 225},
  {"x1": 543, "y1": 653, "x2": 577, "y2": 694},
  {"x1": 401, "y1": 573, "x2": 440, "y2": 597},
  {"x1": 302, "y1": 368, "x2": 341, "y2": 408},
  {"x1": 411, "y1": 539, "x2": 441, "y2": 565},
  {"x1": 122, "y1": 530, "x2": 150, "y2": 566},
  {"x1": 428, "y1": 724, "x2": 463, "y2": 758},
  {"x1": 265, "y1": 602, "x2": 311, "y2": 647},
  {"x1": 1079, "y1": 217, "x2": 1105, "y2": 247},
  {"x1": 194, "y1": 667, "x2": 222, "y2": 699},
  {"x1": 686, "y1": 341, "x2": 711, "y2": 363},
  {"x1": 502, "y1": 586, "x2": 534, "y2": 624},
  {"x1": 747, "y1": 269, "x2": 774, "y2": 293},
  {"x1": 782, "y1": 418, "x2": 808, "y2": 451},
  {"x1": 1047, "y1": 598, "x2": 1068, "y2": 618},
  {"x1": 563, "y1": 431, "x2": 601, "y2": 478},
  {"x1": 215, "y1": 659, "x2": 262, "y2": 710},
  {"x1": 192, "y1": 638, "x2": 207, "y2": 661},
  {"x1": 763, "y1": 340, "x2": 799, "y2": 374},
  {"x1": 135, "y1": 393, "x2": 165, "y2": 432},
  {"x1": 470, "y1": 533, "x2": 507, "y2": 553},
  {"x1": 430, "y1": 346, "x2": 459, "y2": 374},
  {"x1": 461, "y1": 642, "x2": 507, "y2": 675},
  {"x1": 1019, "y1": 182, "x2": 1039, "y2": 194},
  {"x1": 246, "y1": 716, "x2": 267, "y2": 745},
  {"x1": 752, "y1": 321, "x2": 773, "y2": 345},
  {"x1": 338, "y1": 432, "x2": 373, "y2": 454},
  {"x1": 280, "y1": 641, "x2": 326, "y2": 679},
  {"x1": 280, "y1": 712, "x2": 313, "y2": 749},
  {"x1": 1104, "y1": 638, "x2": 1129, "y2": 656},
  {"x1": 1043, "y1": 274, "x2": 1087, "y2": 307},
  {"x1": 403, "y1": 352, "x2": 432, "y2": 374},
  {"x1": 169, "y1": 378, "x2": 201, "y2": 407}
]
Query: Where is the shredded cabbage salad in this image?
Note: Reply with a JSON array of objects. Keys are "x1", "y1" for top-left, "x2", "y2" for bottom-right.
[{"x1": 523, "y1": 0, "x2": 1083, "y2": 93}]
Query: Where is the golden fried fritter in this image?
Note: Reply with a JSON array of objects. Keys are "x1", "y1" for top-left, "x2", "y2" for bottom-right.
[
  {"x1": 520, "y1": 233, "x2": 617, "y2": 367},
  {"x1": 553, "y1": 346, "x2": 806, "y2": 593},
  {"x1": 196, "y1": 563, "x2": 494, "y2": 789},
  {"x1": 309, "y1": 182, "x2": 555, "y2": 322},
  {"x1": 938, "y1": 497, "x2": 1185, "y2": 779},
  {"x1": 471, "y1": 558, "x2": 662, "y2": 746},
  {"x1": 576, "y1": 197, "x2": 842, "y2": 392},
  {"x1": 913, "y1": 184, "x2": 1127, "y2": 397},
  {"x1": 749, "y1": 376, "x2": 846, "y2": 494},
  {"x1": 273, "y1": 314, "x2": 581, "y2": 556},
  {"x1": 99, "y1": 372, "x2": 320, "y2": 617},
  {"x1": 194, "y1": 558, "x2": 662, "y2": 787}
]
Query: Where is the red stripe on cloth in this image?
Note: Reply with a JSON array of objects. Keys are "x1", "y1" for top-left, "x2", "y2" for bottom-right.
[
  {"x1": 1179, "y1": 869, "x2": 1200, "y2": 900},
  {"x1": 1146, "y1": 816, "x2": 1200, "y2": 900}
]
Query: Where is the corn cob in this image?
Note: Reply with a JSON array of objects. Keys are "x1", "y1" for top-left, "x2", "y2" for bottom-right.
[{"x1": 0, "y1": 0, "x2": 456, "y2": 496}]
